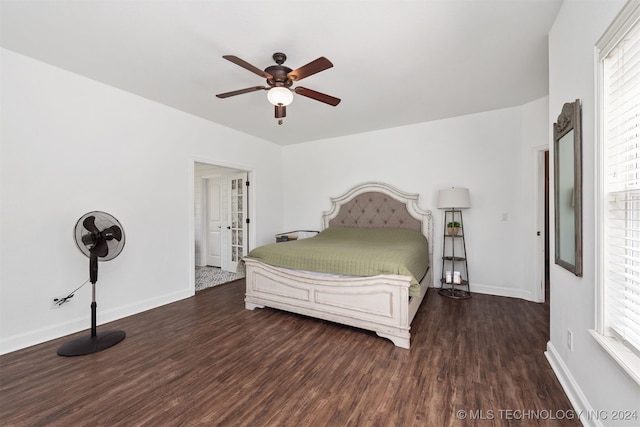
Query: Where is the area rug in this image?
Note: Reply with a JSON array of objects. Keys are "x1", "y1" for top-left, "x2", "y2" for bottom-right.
[{"x1": 195, "y1": 266, "x2": 244, "y2": 291}]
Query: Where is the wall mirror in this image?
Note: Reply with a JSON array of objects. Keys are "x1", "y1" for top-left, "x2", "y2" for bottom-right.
[{"x1": 553, "y1": 99, "x2": 582, "y2": 276}]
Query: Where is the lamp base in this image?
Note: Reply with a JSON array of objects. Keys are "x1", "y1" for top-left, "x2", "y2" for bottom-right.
[{"x1": 57, "y1": 330, "x2": 125, "y2": 357}]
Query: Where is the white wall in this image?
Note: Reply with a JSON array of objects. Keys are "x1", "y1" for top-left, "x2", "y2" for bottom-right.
[
  {"x1": 282, "y1": 99, "x2": 549, "y2": 301},
  {"x1": 0, "y1": 49, "x2": 284, "y2": 354},
  {"x1": 547, "y1": 1, "x2": 640, "y2": 424}
]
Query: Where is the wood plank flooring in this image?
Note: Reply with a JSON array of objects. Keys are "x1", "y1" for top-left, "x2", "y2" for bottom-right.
[{"x1": 0, "y1": 281, "x2": 579, "y2": 426}]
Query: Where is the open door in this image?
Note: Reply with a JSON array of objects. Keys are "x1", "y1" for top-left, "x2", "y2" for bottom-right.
[{"x1": 227, "y1": 172, "x2": 248, "y2": 272}]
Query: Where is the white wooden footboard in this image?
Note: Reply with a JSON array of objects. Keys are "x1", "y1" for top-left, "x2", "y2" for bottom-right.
[{"x1": 244, "y1": 257, "x2": 431, "y2": 349}]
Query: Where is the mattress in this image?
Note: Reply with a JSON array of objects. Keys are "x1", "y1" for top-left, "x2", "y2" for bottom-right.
[{"x1": 246, "y1": 226, "x2": 429, "y2": 297}]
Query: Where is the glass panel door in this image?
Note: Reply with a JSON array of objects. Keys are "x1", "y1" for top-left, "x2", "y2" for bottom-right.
[{"x1": 228, "y1": 173, "x2": 247, "y2": 271}]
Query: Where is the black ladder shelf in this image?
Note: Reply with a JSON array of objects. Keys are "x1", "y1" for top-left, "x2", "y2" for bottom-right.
[{"x1": 439, "y1": 209, "x2": 471, "y2": 299}]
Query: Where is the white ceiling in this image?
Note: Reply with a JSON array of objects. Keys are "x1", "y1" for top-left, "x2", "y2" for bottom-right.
[{"x1": 0, "y1": 0, "x2": 562, "y2": 145}]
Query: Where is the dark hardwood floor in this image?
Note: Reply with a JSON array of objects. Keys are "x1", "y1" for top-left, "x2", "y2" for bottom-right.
[{"x1": 0, "y1": 281, "x2": 578, "y2": 426}]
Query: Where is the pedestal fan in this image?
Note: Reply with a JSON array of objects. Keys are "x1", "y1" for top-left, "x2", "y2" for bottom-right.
[{"x1": 57, "y1": 211, "x2": 126, "y2": 356}]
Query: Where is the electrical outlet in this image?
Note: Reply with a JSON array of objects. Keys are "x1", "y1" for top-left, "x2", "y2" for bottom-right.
[
  {"x1": 51, "y1": 296, "x2": 68, "y2": 309},
  {"x1": 567, "y1": 329, "x2": 573, "y2": 351}
]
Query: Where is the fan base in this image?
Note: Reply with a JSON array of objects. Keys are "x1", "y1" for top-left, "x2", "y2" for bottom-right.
[{"x1": 57, "y1": 330, "x2": 126, "y2": 357}]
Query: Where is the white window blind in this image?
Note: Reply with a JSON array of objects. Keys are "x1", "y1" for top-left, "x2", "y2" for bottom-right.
[{"x1": 603, "y1": 13, "x2": 640, "y2": 356}]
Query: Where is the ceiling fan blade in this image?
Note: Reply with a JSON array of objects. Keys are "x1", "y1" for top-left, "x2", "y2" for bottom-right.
[
  {"x1": 222, "y1": 55, "x2": 273, "y2": 80},
  {"x1": 287, "y1": 57, "x2": 333, "y2": 81},
  {"x1": 294, "y1": 87, "x2": 341, "y2": 106},
  {"x1": 90, "y1": 237, "x2": 109, "y2": 258},
  {"x1": 82, "y1": 216, "x2": 99, "y2": 234},
  {"x1": 216, "y1": 86, "x2": 268, "y2": 99}
]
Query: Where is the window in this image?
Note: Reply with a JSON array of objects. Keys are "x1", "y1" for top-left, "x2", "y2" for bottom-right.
[{"x1": 594, "y1": 0, "x2": 640, "y2": 384}]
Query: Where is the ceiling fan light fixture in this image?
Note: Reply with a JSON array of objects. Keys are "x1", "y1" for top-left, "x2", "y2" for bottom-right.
[{"x1": 267, "y1": 87, "x2": 293, "y2": 106}]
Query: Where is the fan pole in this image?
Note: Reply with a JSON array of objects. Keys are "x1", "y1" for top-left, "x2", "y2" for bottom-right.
[
  {"x1": 57, "y1": 254, "x2": 125, "y2": 356},
  {"x1": 90, "y1": 254, "x2": 98, "y2": 337},
  {"x1": 91, "y1": 290, "x2": 97, "y2": 337}
]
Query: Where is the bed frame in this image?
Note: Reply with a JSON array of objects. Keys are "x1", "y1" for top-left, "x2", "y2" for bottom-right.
[{"x1": 244, "y1": 182, "x2": 433, "y2": 349}]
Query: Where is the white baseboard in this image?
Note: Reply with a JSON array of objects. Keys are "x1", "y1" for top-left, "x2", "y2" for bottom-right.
[
  {"x1": 471, "y1": 282, "x2": 537, "y2": 302},
  {"x1": 0, "y1": 288, "x2": 193, "y2": 355},
  {"x1": 431, "y1": 281, "x2": 538, "y2": 302},
  {"x1": 545, "y1": 341, "x2": 600, "y2": 427}
]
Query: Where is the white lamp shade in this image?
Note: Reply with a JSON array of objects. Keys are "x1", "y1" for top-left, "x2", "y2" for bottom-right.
[
  {"x1": 267, "y1": 87, "x2": 293, "y2": 106},
  {"x1": 437, "y1": 187, "x2": 470, "y2": 209}
]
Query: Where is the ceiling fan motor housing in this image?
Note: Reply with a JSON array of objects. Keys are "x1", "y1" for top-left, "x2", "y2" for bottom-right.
[
  {"x1": 265, "y1": 65, "x2": 293, "y2": 88},
  {"x1": 266, "y1": 52, "x2": 302, "y2": 87}
]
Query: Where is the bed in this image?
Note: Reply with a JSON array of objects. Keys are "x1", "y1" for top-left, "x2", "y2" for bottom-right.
[{"x1": 243, "y1": 182, "x2": 433, "y2": 349}]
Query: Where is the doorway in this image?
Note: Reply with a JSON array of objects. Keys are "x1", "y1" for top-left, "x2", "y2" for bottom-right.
[
  {"x1": 533, "y1": 145, "x2": 551, "y2": 339},
  {"x1": 535, "y1": 146, "x2": 550, "y2": 305},
  {"x1": 544, "y1": 150, "x2": 550, "y2": 304},
  {"x1": 193, "y1": 162, "x2": 249, "y2": 291}
]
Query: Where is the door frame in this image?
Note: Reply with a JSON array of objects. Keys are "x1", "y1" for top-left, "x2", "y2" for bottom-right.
[
  {"x1": 189, "y1": 159, "x2": 254, "y2": 293},
  {"x1": 533, "y1": 144, "x2": 550, "y2": 303}
]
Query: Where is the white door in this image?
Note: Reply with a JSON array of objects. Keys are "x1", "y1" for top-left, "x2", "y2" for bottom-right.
[
  {"x1": 205, "y1": 177, "x2": 222, "y2": 267},
  {"x1": 227, "y1": 173, "x2": 248, "y2": 272}
]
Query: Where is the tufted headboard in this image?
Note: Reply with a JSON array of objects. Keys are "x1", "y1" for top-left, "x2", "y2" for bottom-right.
[
  {"x1": 321, "y1": 182, "x2": 433, "y2": 254},
  {"x1": 326, "y1": 191, "x2": 421, "y2": 230}
]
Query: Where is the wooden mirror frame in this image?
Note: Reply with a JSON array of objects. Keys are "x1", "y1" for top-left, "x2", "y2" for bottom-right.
[{"x1": 553, "y1": 99, "x2": 583, "y2": 276}]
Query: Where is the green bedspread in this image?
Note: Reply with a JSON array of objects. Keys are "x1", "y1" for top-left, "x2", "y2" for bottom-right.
[{"x1": 246, "y1": 227, "x2": 429, "y2": 297}]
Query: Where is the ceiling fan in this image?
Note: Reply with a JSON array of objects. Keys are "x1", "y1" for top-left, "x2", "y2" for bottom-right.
[{"x1": 216, "y1": 52, "x2": 341, "y2": 125}]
